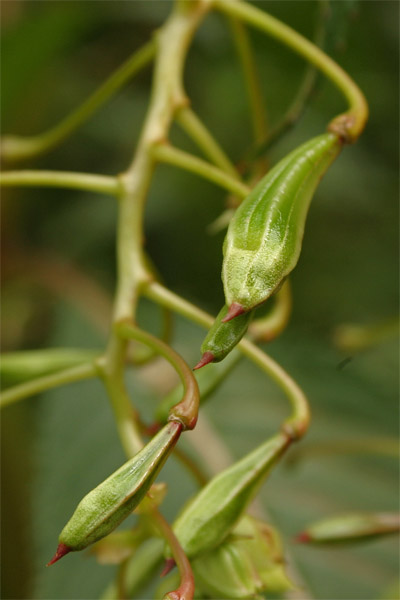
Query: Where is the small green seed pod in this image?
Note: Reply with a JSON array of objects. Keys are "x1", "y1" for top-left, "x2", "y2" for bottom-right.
[
  {"x1": 193, "y1": 305, "x2": 253, "y2": 370},
  {"x1": 47, "y1": 422, "x2": 182, "y2": 565},
  {"x1": 222, "y1": 133, "x2": 342, "y2": 320},
  {"x1": 172, "y1": 432, "x2": 290, "y2": 559},
  {"x1": 297, "y1": 512, "x2": 400, "y2": 545}
]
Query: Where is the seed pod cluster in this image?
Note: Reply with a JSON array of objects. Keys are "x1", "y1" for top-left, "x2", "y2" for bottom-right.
[{"x1": 222, "y1": 133, "x2": 342, "y2": 319}]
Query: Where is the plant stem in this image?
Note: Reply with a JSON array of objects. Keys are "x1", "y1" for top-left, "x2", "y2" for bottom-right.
[
  {"x1": 152, "y1": 144, "x2": 250, "y2": 198},
  {"x1": 0, "y1": 362, "x2": 98, "y2": 409},
  {"x1": 228, "y1": 18, "x2": 268, "y2": 144},
  {"x1": 175, "y1": 106, "x2": 239, "y2": 177},
  {"x1": 116, "y1": 321, "x2": 199, "y2": 431},
  {"x1": 144, "y1": 282, "x2": 309, "y2": 439},
  {"x1": 101, "y1": 1, "x2": 210, "y2": 459},
  {"x1": 0, "y1": 170, "x2": 120, "y2": 196},
  {"x1": 0, "y1": 40, "x2": 156, "y2": 162},
  {"x1": 151, "y1": 510, "x2": 195, "y2": 600},
  {"x1": 213, "y1": 0, "x2": 368, "y2": 142}
]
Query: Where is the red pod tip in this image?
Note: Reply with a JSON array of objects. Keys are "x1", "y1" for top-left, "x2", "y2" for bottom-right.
[
  {"x1": 295, "y1": 531, "x2": 311, "y2": 544},
  {"x1": 221, "y1": 302, "x2": 245, "y2": 322},
  {"x1": 193, "y1": 351, "x2": 215, "y2": 370},
  {"x1": 160, "y1": 557, "x2": 176, "y2": 577},
  {"x1": 46, "y1": 542, "x2": 72, "y2": 566}
]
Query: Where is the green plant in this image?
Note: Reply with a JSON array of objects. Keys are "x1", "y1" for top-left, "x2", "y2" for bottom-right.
[{"x1": 1, "y1": 2, "x2": 398, "y2": 599}]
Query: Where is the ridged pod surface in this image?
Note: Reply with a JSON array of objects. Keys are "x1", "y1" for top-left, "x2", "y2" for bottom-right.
[
  {"x1": 48, "y1": 422, "x2": 181, "y2": 564},
  {"x1": 172, "y1": 432, "x2": 289, "y2": 558},
  {"x1": 222, "y1": 133, "x2": 342, "y2": 314}
]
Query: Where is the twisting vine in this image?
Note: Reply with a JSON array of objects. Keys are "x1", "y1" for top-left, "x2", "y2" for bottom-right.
[{"x1": 1, "y1": 1, "x2": 376, "y2": 599}]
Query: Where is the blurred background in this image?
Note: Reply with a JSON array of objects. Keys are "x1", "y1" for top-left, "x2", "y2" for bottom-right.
[{"x1": 1, "y1": 1, "x2": 398, "y2": 599}]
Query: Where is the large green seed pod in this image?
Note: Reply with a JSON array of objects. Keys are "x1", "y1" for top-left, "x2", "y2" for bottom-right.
[
  {"x1": 172, "y1": 432, "x2": 290, "y2": 559},
  {"x1": 47, "y1": 422, "x2": 181, "y2": 565},
  {"x1": 222, "y1": 133, "x2": 342, "y2": 319}
]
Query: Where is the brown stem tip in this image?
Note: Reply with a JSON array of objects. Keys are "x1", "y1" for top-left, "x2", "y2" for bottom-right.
[
  {"x1": 221, "y1": 302, "x2": 245, "y2": 322},
  {"x1": 46, "y1": 542, "x2": 72, "y2": 566},
  {"x1": 193, "y1": 351, "x2": 215, "y2": 370}
]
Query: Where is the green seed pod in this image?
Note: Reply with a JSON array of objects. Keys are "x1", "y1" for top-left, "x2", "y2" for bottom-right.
[
  {"x1": 192, "y1": 515, "x2": 294, "y2": 599},
  {"x1": 193, "y1": 305, "x2": 253, "y2": 369},
  {"x1": 222, "y1": 133, "x2": 342, "y2": 319},
  {"x1": 172, "y1": 432, "x2": 290, "y2": 559},
  {"x1": 47, "y1": 422, "x2": 182, "y2": 565},
  {"x1": 297, "y1": 512, "x2": 400, "y2": 545}
]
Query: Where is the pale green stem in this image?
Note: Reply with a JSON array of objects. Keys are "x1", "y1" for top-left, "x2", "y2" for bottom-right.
[
  {"x1": 101, "y1": 1, "x2": 210, "y2": 459},
  {"x1": 152, "y1": 144, "x2": 250, "y2": 198},
  {"x1": 0, "y1": 362, "x2": 98, "y2": 409},
  {"x1": 144, "y1": 282, "x2": 309, "y2": 439},
  {"x1": 0, "y1": 170, "x2": 120, "y2": 196},
  {"x1": 0, "y1": 40, "x2": 156, "y2": 162},
  {"x1": 229, "y1": 18, "x2": 268, "y2": 143},
  {"x1": 213, "y1": 0, "x2": 368, "y2": 142},
  {"x1": 116, "y1": 321, "x2": 199, "y2": 431},
  {"x1": 175, "y1": 106, "x2": 239, "y2": 177}
]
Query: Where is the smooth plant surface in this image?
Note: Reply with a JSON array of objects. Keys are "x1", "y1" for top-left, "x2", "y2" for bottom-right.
[{"x1": 1, "y1": 2, "x2": 398, "y2": 600}]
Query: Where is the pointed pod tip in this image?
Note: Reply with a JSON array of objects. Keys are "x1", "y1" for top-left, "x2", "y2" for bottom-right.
[
  {"x1": 46, "y1": 542, "x2": 72, "y2": 566},
  {"x1": 221, "y1": 302, "x2": 245, "y2": 322},
  {"x1": 160, "y1": 557, "x2": 176, "y2": 577},
  {"x1": 295, "y1": 531, "x2": 311, "y2": 544},
  {"x1": 193, "y1": 351, "x2": 215, "y2": 370}
]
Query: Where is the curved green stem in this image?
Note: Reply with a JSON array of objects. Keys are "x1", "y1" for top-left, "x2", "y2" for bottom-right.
[
  {"x1": 144, "y1": 282, "x2": 309, "y2": 439},
  {"x1": 228, "y1": 18, "x2": 268, "y2": 144},
  {"x1": 0, "y1": 40, "x2": 156, "y2": 162},
  {"x1": 152, "y1": 144, "x2": 250, "y2": 198},
  {"x1": 0, "y1": 170, "x2": 120, "y2": 196},
  {"x1": 175, "y1": 106, "x2": 239, "y2": 176},
  {"x1": 0, "y1": 362, "x2": 98, "y2": 409},
  {"x1": 116, "y1": 321, "x2": 199, "y2": 431},
  {"x1": 213, "y1": 0, "x2": 368, "y2": 142}
]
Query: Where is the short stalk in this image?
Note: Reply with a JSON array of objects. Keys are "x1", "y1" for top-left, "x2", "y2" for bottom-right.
[
  {"x1": 0, "y1": 170, "x2": 120, "y2": 196},
  {"x1": 213, "y1": 0, "x2": 368, "y2": 142},
  {"x1": 0, "y1": 362, "x2": 98, "y2": 409},
  {"x1": 152, "y1": 144, "x2": 250, "y2": 198}
]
